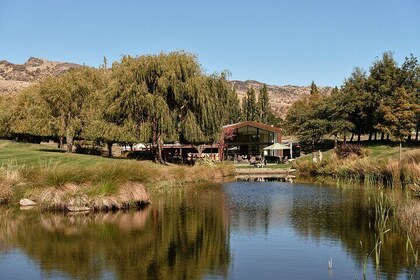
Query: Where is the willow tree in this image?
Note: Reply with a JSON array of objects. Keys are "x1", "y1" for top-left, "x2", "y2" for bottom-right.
[
  {"x1": 9, "y1": 86, "x2": 55, "y2": 141},
  {"x1": 108, "y1": 52, "x2": 239, "y2": 162},
  {"x1": 31, "y1": 67, "x2": 103, "y2": 152},
  {"x1": 181, "y1": 72, "x2": 239, "y2": 144},
  {"x1": 81, "y1": 67, "x2": 136, "y2": 157},
  {"x1": 0, "y1": 95, "x2": 12, "y2": 138}
]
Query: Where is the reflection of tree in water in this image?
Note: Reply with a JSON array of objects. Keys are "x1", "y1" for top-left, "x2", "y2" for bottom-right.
[
  {"x1": 289, "y1": 186, "x2": 419, "y2": 279},
  {"x1": 0, "y1": 187, "x2": 230, "y2": 280}
]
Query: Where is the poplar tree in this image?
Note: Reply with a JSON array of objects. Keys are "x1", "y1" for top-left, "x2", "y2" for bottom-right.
[
  {"x1": 310, "y1": 81, "x2": 319, "y2": 95},
  {"x1": 258, "y1": 84, "x2": 270, "y2": 123},
  {"x1": 243, "y1": 88, "x2": 258, "y2": 121}
]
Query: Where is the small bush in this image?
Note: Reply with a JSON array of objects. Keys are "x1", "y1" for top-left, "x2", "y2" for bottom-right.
[{"x1": 335, "y1": 144, "x2": 367, "y2": 159}]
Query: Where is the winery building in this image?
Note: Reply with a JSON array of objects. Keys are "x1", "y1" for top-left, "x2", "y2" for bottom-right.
[{"x1": 220, "y1": 121, "x2": 282, "y2": 160}]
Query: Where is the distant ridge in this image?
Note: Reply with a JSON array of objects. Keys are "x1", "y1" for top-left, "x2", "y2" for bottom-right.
[
  {"x1": 0, "y1": 57, "x2": 332, "y2": 118},
  {"x1": 230, "y1": 80, "x2": 332, "y2": 119},
  {"x1": 0, "y1": 57, "x2": 79, "y2": 95}
]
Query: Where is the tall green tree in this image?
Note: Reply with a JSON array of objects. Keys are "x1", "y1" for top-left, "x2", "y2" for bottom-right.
[
  {"x1": 285, "y1": 93, "x2": 326, "y2": 147},
  {"x1": 341, "y1": 67, "x2": 369, "y2": 142},
  {"x1": 243, "y1": 88, "x2": 258, "y2": 121},
  {"x1": 326, "y1": 88, "x2": 355, "y2": 146},
  {"x1": 366, "y1": 52, "x2": 402, "y2": 140},
  {"x1": 401, "y1": 54, "x2": 420, "y2": 140},
  {"x1": 258, "y1": 84, "x2": 270, "y2": 123},
  {"x1": 376, "y1": 87, "x2": 418, "y2": 160},
  {"x1": 310, "y1": 81, "x2": 319, "y2": 95}
]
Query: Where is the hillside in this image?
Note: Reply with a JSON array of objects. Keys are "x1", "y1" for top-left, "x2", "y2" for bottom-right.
[
  {"x1": 230, "y1": 80, "x2": 332, "y2": 119},
  {"x1": 0, "y1": 57, "x2": 79, "y2": 95},
  {"x1": 0, "y1": 57, "x2": 332, "y2": 119}
]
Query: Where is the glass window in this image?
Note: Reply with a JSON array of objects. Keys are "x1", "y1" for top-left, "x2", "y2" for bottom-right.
[
  {"x1": 248, "y1": 126, "x2": 258, "y2": 142},
  {"x1": 259, "y1": 129, "x2": 270, "y2": 143},
  {"x1": 236, "y1": 127, "x2": 248, "y2": 142},
  {"x1": 269, "y1": 132, "x2": 275, "y2": 143}
]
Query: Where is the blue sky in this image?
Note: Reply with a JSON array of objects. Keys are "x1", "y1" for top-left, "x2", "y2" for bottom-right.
[{"x1": 1, "y1": 0, "x2": 419, "y2": 86}]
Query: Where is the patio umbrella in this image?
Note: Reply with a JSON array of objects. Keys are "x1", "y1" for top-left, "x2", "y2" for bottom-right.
[{"x1": 263, "y1": 143, "x2": 290, "y2": 150}]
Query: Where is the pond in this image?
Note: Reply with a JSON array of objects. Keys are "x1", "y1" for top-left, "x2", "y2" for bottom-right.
[{"x1": 0, "y1": 182, "x2": 418, "y2": 280}]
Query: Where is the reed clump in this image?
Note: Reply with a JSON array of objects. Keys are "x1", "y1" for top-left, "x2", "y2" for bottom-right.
[
  {"x1": 294, "y1": 149, "x2": 420, "y2": 191},
  {"x1": 0, "y1": 163, "x2": 27, "y2": 204},
  {"x1": 398, "y1": 201, "x2": 420, "y2": 240}
]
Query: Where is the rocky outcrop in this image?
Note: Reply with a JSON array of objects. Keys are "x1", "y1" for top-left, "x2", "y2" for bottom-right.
[{"x1": 0, "y1": 57, "x2": 80, "y2": 95}]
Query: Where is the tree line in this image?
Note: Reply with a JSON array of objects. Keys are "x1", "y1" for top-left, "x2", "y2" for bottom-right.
[
  {"x1": 0, "y1": 51, "x2": 278, "y2": 162},
  {"x1": 0, "y1": 52, "x2": 242, "y2": 162},
  {"x1": 285, "y1": 52, "x2": 420, "y2": 151}
]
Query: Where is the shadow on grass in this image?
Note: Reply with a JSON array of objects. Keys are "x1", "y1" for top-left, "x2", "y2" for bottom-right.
[{"x1": 37, "y1": 148, "x2": 66, "y2": 153}]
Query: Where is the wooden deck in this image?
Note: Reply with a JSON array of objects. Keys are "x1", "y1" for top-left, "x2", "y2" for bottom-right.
[{"x1": 235, "y1": 168, "x2": 296, "y2": 182}]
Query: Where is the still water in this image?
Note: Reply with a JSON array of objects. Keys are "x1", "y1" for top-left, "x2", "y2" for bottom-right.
[{"x1": 0, "y1": 182, "x2": 418, "y2": 280}]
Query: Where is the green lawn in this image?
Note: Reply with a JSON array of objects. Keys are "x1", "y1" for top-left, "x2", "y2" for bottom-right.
[
  {"x1": 0, "y1": 140, "x2": 118, "y2": 167},
  {"x1": 295, "y1": 142, "x2": 420, "y2": 164}
]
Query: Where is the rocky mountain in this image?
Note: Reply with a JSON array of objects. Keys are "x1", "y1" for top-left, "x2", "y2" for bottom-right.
[
  {"x1": 0, "y1": 57, "x2": 79, "y2": 95},
  {"x1": 0, "y1": 57, "x2": 332, "y2": 119},
  {"x1": 230, "y1": 80, "x2": 332, "y2": 119}
]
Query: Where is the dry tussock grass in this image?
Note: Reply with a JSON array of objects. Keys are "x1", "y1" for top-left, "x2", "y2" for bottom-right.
[
  {"x1": 0, "y1": 164, "x2": 26, "y2": 203},
  {"x1": 90, "y1": 182, "x2": 150, "y2": 210},
  {"x1": 28, "y1": 182, "x2": 150, "y2": 211},
  {"x1": 398, "y1": 201, "x2": 420, "y2": 240}
]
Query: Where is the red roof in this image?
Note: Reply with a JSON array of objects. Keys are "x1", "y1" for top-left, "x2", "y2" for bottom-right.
[{"x1": 223, "y1": 121, "x2": 282, "y2": 134}]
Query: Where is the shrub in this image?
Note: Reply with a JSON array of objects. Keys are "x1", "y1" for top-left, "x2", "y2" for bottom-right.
[{"x1": 335, "y1": 144, "x2": 366, "y2": 159}]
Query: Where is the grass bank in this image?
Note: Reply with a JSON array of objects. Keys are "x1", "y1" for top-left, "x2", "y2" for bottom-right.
[
  {"x1": 294, "y1": 143, "x2": 420, "y2": 192},
  {"x1": 0, "y1": 141, "x2": 234, "y2": 210}
]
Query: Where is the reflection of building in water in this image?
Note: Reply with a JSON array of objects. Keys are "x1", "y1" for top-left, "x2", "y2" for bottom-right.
[{"x1": 225, "y1": 182, "x2": 293, "y2": 233}]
